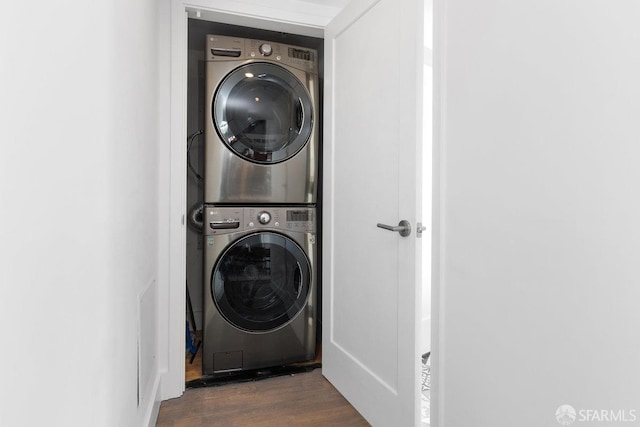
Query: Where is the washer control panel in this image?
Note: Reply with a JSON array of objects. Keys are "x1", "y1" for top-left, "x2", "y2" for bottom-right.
[
  {"x1": 245, "y1": 207, "x2": 315, "y2": 233},
  {"x1": 204, "y1": 206, "x2": 315, "y2": 235}
]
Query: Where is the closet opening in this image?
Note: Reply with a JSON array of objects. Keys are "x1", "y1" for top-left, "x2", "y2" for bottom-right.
[{"x1": 183, "y1": 18, "x2": 324, "y2": 386}]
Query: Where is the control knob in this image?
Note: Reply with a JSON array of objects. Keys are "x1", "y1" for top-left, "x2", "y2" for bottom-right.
[
  {"x1": 258, "y1": 211, "x2": 271, "y2": 224},
  {"x1": 259, "y1": 43, "x2": 273, "y2": 56}
]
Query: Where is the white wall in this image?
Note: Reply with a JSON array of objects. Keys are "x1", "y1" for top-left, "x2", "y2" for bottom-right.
[
  {"x1": 434, "y1": 1, "x2": 640, "y2": 425},
  {"x1": 0, "y1": 0, "x2": 163, "y2": 425},
  {"x1": 109, "y1": 0, "x2": 164, "y2": 424}
]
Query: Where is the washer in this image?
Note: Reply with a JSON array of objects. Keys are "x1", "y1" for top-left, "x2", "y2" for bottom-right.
[
  {"x1": 205, "y1": 35, "x2": 319, "y2": 204},
  {"x1": 203, "y1": 206, "x2": 317, "y2": 374}
]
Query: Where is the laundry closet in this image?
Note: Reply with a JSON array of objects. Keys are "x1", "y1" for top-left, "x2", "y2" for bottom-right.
[
  {"x1": 184, "y1": 19, "x2": 324, "y2": 382},
  {"x1": 167, "y1": 1, "x2": 428, "y2": 425}
]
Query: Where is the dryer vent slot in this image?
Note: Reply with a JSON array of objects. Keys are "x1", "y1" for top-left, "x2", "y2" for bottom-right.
[{"x1": 211, "y1": 48, "x2": 241, "y2": 58}]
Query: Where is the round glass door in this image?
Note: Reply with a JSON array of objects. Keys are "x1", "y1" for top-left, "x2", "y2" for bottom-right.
[
  {"x1": 212, "y1": 232, "x2": 311, "y2": 332},
  {"x1": 213, "y1": 62, "x2": 314, "y2": 164}
]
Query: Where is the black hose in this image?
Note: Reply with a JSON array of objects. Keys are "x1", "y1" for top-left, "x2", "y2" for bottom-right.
[{"x1": 187, "y1": 129, "x2": 204, "y2": 182}]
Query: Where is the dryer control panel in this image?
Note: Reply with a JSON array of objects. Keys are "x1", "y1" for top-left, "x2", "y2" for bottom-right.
[
  {"x1": 206, "y1": 34, "x2": 318, "y2": 74},
  {"x1": 204, "y1": 206, "x2": 316, "y2": 235}
]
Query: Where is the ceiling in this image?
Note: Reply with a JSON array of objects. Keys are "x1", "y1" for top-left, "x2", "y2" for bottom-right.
[{"x1": 186, "y1": 0, "x2": 354, "y2": 38}]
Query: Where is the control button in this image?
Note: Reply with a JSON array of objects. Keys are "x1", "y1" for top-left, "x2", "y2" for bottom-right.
[
  {"x1": 258, "y1": 211, "x2": 271, "y2": 225},
  {"x1": 274, "y1": 221, "x2": 280, "y2": 227},
  {"x1": 249, "y1": 222, "x2": 254, "y2": 227},
  {"x1": 276, "y1": 55, "x2": 281, "y2": 61},
  {"x1": 259, "y1": 44, "x2": 273, "y2": 56},
  {"x1": 250, "y1": 52, "x2": 256, "y2": 57}
]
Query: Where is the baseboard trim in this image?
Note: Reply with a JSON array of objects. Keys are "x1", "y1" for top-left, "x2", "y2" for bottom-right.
[{"x1": 142, "y1": 372, "x2": 163, "y2": 427}]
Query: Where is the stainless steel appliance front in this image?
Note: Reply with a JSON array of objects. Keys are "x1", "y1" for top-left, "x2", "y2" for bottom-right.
[
  {"x1": 202, "y1": 206, "x2": 317, "y2": 374},
  {"x1": 205, "y1": 35, "x2": 319, "y2": 204}
]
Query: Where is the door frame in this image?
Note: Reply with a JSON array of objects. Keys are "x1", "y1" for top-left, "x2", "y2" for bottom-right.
[{"x1": 431, "y1": 0, "x2": 444, "y2": 423}]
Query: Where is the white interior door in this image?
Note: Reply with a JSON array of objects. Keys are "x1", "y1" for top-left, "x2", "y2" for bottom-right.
[
  {"x1": 322, "y1": 0, "x2": 424, "y2": 425},
  {"x1": 434, "y1": 1, "x2": 640, "y2": 425}
]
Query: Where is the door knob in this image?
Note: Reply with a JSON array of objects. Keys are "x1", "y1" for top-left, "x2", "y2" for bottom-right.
[{"x1": 376, "y1": 220, "x2": 411, "y2": 237}]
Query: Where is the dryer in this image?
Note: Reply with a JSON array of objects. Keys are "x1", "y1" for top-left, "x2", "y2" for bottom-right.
[
  {"x1": 205, "y1": 35, "x2": 319, "y2": 204},
  {"x1": 202, "y1": 206, "x2": 317, "y2": 374}
]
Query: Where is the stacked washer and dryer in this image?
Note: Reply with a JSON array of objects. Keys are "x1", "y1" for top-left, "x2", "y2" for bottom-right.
[{"x1": 202, "y1": 35, "x2": 319, "y2": 374}]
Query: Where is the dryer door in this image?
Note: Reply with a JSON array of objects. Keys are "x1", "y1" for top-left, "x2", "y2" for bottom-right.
[
  {"x1": 212, "y1": 232, "x2": 311, "y2": 332},
  {"x1": 212, "y1": 63, "x2": 314, "y2": 164}
]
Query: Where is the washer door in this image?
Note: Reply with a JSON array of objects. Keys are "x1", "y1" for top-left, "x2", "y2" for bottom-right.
[
  {"x1": 212, "y1": 232, "x2": 311, "y2": 332},
  {"x1": 213, "y1": 62, "x2": 314, "y2": 164}
]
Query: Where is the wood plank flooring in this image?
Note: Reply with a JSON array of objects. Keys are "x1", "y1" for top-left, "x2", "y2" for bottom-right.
[{"x1": 156, "y1": 369, "x2": 370, "y2": 426}]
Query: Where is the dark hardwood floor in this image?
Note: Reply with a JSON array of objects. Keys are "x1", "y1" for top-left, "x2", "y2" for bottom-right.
[{"x1": 156, "y1": 369, "x2": 370, "y2": 426}]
